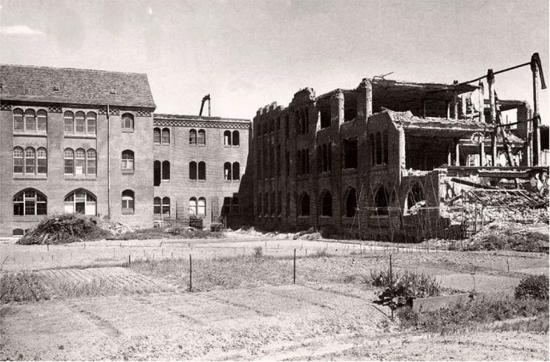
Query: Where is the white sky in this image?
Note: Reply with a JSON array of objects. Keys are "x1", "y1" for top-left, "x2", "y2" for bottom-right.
[{"x1": 0, "y1": 0, "x2": 548, "y2": 122}]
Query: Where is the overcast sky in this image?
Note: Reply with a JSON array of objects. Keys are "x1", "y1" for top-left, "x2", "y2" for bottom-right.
[{"x1": 0, "y1": 0, "x2": 548, "y2": 121}]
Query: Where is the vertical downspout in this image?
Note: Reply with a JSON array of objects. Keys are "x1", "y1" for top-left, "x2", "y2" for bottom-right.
[{"x1": 106, "y1": 104, "x2": 111, "y2": 219}]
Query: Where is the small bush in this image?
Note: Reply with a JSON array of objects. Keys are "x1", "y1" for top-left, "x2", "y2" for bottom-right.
[
  {"x1": 370, "y1": 270, "x2": 441, "y2": 298},
  {"x1": 253, "y1": 246, "x2": 263, "y2": 258},
  {"x1": 515, "y1": 274, "x2": 549, "y2": 300}
]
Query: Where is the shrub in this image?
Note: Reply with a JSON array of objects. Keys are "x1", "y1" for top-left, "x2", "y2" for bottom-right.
[
  {"x1": 515, "y1": 274, "x2": 549, "y2": 300},
  {"x1": 253, "y1": 246, "x2": 263, "y2": 258},
  {"x1": 210, "y1": 223, "x2": 224, "y2": 232}
]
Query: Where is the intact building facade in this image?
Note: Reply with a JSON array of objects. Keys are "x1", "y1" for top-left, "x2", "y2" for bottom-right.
[{"x1": 0, "y1": 65, "x2": 250, "y2": 236}]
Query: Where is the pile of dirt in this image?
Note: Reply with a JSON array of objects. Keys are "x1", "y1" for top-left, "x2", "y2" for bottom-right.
[
  {"x1": 17, "y1": 215, "x2": 112, "y2": 245},
  {"x1": 97, "y1": 219, "x2": 134, "y2": 235},
  {"x1": 464, "y1": 221, "x2": 548, "y2": 252}
]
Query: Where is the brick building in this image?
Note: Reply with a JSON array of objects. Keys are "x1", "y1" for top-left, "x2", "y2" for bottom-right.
[{"x1": 0, "y1": 65, "x2": 250, "y2": 236}]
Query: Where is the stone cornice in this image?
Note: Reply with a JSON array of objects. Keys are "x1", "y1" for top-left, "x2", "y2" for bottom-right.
[{"x1": 154, "y1": 118, "x2": 251, "y2": 129}]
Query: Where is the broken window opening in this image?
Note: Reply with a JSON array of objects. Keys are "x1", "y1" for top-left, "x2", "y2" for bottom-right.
[
  {"x1": 345, "y1": 187, "x2": 357, "y2": 217},
  {"x1": 343, "y1": 138, "x2": 358, "y2": 169},
  {"x1": 344, "y1": 93, "x2": 357, "y2": 122},
  {"x1": 320, "y1": 190, "x2": 332, "y2": 217},
  {"x1": 374, "y1": 185, "x2": 389, "y2": 216}
]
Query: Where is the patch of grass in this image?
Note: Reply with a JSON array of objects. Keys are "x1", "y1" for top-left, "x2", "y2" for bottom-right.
[
  {"x1": 491, "y1": 313, "x2": 549, "y2": 333},
  {"x1": 111, "y1": 227, "x2": 224, "y2": 240},
  {"x1": 0, "y1": 272, "x2": 50, "y2": 303}
]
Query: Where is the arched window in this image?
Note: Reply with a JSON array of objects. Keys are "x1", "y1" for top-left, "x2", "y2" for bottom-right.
[
  {"x1": 298, "y1": 192, "x2": 310, "y2": 216},
  {"x1": 232, "y1": 131, "x2": 240, "y2": 146},
  {"x1": 13, "y1": 108, "x2": 24, "y2": 131},
  {"x1": 24, "y1": 109, "x2": 36, "y2": 131},
  {"x1": 64, "y1": 111, "x2": 74, "y2": 133},
  {"x1": 189, "y1": 161, "x2": 197, "y2": 180},
  {"x1": 197, "y1": 129, "x2": 205, "y2": 145},
  {"x1": 189, "y1": 197, "x2": 197, "y2": 215},
  {"x1": 375, "y1": 132, "x2": 382, "y2": 165},
  {"x1": 75, "y1": 111, "x2": 85, "y2": 133},
  {"x1": 344, "y1": 188, "x2": 357, "y2": 217},
  {"x1": 121, "y1": 190, "x2": 135, "y2": 213},
  {"x1": 75, "y1": 148, "x2": 86, "y2": 175},
  {"x1": 374, "y1": 186, "x2": 389, "y2": 215},
  {"x1": 37, "y1": 110, "x2": 47, "y2": 131},
  {"x1": 162, "y1": 128, "x2": 170, "y2": 144},
  {"x1": 370, "y1": 134, "x2": 375, "y2": 165},
  {"x1": 224, "y1": 130, "x2": 231, "y2": 146},
  {"x1": 320, "y1": 191, "x2": 332, "y2": 217},
  {"x1": 405, "y1": 183, "x2": 425, "y2": 214},
  {"x1": 13, "y1": 189, "x2": 47, "y2": 216},
  {"x1": 64, "y1": 189, "x2": 96, "y2": 215},
  {"x1": 154, "y1": 197, "x2": 161, "y2": 215},
  {"x1": 153, "y1": 128, "x2": 161, "y2": 144},
  {"x1": 37, "y1": 148, "x2": 47, "y2": 174},
  {"x1": 24, "y1": 147, "x2": 35, "y2": 174},
  {"x1": 121, "y1": 113, "x2": 134, "y2": 131},
  {"x1": 87, "y1": 149, "x2": 96, "y2": 175},
  {"x1": 64, "y1": 148, "x2": 74, "y2": 174},
  {"x1": 383, "y1": 131, "x2": 388, "y2": 164},
  {"x1": 122, "y1": 150, "x2": 134, "y2": 172},
  {"x1": 198, "y1": 161, "x2": 206, "y2": 180},
  {"x1": 13, "y1": 147, "x2": 24, "y2": 173},
  {"x1": 154, "y1": 160, "x2": 161, "y2": 186},
  {"x1": 232, "y1": 162, "x2": 240, "y2": 180},
  {"x1": 189, "y1": 129, "x2": 197, "y2": 144},
  {"x1": 86, "y1": 112, "x2": 96, "y2": 134},
  {"x1": 162, "y1": 161, "x2": 170, "y2": 180},
  {"x1": 224, "y1": 162, "x2": 232, "y2": 180},
  {"x1": 198, "y1": 197, "x2": 206, "y2": 216},
  {"x1": 162, "y1": 197, "x2": 170, "y2": 216}
]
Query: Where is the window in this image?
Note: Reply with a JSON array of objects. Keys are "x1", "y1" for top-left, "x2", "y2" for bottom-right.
[
  {"x1": 374, "y1": 186, "x2": 389, "y2": 215},
  {"x1": 13, "y1": 147, "x2": 24, "y2": 173},
  {"x1": 224, "y1": 162, "x2": 232, "y2": 180},
  {"x1": 320, "y1": 105, "x2": 331, "y2": 129},
  {"x1": 37, "y1": 148, "x2": 47, "y2": 174},
  {"x1": 75, "y1": 111, "x2": 85, "y2": 133},
  {"x1": 154, "y1": 197, "x2": 161, "y2": 215},
  {"x1": 344, "y1": 93, "x2": 357, "y2": 122},
  {"x1": 232, "y1": 131, "x2": 240, "y2": 146},
  {"x1": 224, "y1": 130, "x2": 231, "y2": 146},
  {"x1": 375, "y1": 132, "x2": 382, "y2": 165},
  {"x1": 319, "y1": 144, "x2": 332, "y2": 173},
  {"x1": 37, "y1": 110, "x2": 47, "y2": 131},
  {"x1": 162, "y1": 197, "x2": 170, "y2": 216},
  {"x1": 198, "y1": 197, "x2": 206, "y2": 216},
  {"x1": 189, "y1": 129, "x2": 197, "y2": 144},
  {"x1": 121, "y1": 190, "x2": 135, "y2": 213},
  {"x1": 24, "y1": 109, "x2": 36, "y2": 131},
  {"x1": 121, "y1": 113, "x2": 134, "y2": 131},
  {"x1": 13, "y1": 108, "x2": 24, "y2": 131},
  {"x1": 162, "y1": 128, "x2": 170, "y2": 144},
  {"x1": 122, "y1": 150, "x2": 134, "y2": 172},
  {"x1": 298, "y1": 192, "x2": 310, "y2": 216},
  {"x1": 321, "y1": 191, "x2": 332, "y2": 217},
  {"x1": 232, "y1": 162, "x2": 240, "y2": 180},
  {"x1": 405, "y1": 183, "x2": 425, "y2": 214},
  {"x1": 86, "y1": 112, "x2": 97, "y2": 134},
  {"x1": 87, "y1": 149, "x2": 96, "y2": 175},
  {"x1": 343, "y1": 138, "x2": 358, "y2": 169},
  {"x1": 75, "y1": 148, "x2": 86, "y2": 175},
  {"x1": 189, "y1": 161, "x2": 197, "y2": 180},
  {"x1": 189, "y1": 197, "x2": 197, "y2": 215},
  {"x1": 197, "y1": 129, "x2": 205, "y2": 145},
  {"x1": 286, "y1": 193, "x2": 290, "y2": 216},
  {"x1": 370, "y1": 134, "x2": 375, "y2": 165},
  {"x1": 24, "y1": 147, "x2": 36, "y2": 174},
  {"x1": 383, "y1": 131, "x2": 389, "y2": 164},
  {"x1": 284, "y1": 115, "x2": 289, "y2": 137},
  {"x1": 344, "y1": 188, "x2": 357, "y2": 217},
  {"x1": 297, "y1": 149, "x2": 310, "y2": 175},
  {"x1": 198, "y1": 161, "x2": 206, "y2": 180},
  {"x1": 64, "y1": 148, "x2": 74, "y2": 174},
  {"x1": 64, "y1": 111, "x2": 74, "y2": 133},
  {"x1": 64, "y1": 189, "x2": 96, "y2": 215},
  {"x1": 154, "y1": 160, "x2": 161, "y2": 186},
  {"x1": 162, "y1": 161, "x2": 170, "y2": 180},
  {"x1": 13, "y1": 189, "x2": 47, "y2": 216},
  {"x1": 153, "y1": 128, "x2": 161, "y2": 144}
]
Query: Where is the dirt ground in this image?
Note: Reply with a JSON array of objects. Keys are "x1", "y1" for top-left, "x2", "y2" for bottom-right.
[{"x1": 0, "y1": 232, "x2": 548, "y2": 360}]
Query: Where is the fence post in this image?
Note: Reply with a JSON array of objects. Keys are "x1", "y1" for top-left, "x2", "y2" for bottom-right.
[
  {"x1": 189, "y1": 254, "x2": 193, "y2": 292},
  {"x1": 293, "y1": 248, "x2": 296, "y2": 284},
  {"x1": 128, "y1": 254, "x2": 131, "y2": 266},
  {"x1": 389, "y1": 254, "x2": 393, "y2": 285}
]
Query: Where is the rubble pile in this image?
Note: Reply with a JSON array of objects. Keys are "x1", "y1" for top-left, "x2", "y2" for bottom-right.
[
  {"x1": 463, "y1": 221, "x2": 548, "y2": 252},
  {"x1": 97, "y1": 219, "x2": 134, "y2": 235}
]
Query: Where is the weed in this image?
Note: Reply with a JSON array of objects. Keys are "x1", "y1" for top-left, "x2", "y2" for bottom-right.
[
  {"x1": 253, "y1": 246, "x2": 263, "y2": 258},
  {"x1": 0, "y1": 272, "x2": 50, "y2": 303},
  {"x1": 515, "y1": 274, "x2": 549, "y2": 300}
]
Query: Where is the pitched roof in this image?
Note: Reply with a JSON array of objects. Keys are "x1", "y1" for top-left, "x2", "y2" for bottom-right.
[{"x1": 0, "y1": 64, "x2": 155, "y2": 108}]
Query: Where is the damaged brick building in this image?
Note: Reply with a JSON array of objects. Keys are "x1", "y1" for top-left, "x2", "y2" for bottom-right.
[{"x1": 241, "y1": 53, "x2": 548, "y2": 240}]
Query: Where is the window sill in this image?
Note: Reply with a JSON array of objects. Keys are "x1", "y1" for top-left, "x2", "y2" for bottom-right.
[
  {"x1": 13, "y1": 132, "x2": 47, "y2": 137},
  {"x1": 121, "y1": 129, "x2": 134, "y2": 133},
  {"x1": 161, "y1": 179, "x2": 170, "y2": 182},
  {"x1": 13, "y1": 174, "x2": 47, "y2": 180},
  {"x1": 121, "y1": 210, "x2": 135, "y2": 215},
  {"x1": 64, "y1": 134, "x2": 96, "y2": 139},
  {"x1": 64, "y1": 175, "x2": 97, "y2": 180},
  {"x1": 297, "y1": 215, "x2": 310, "y2": 218},
  {"x1": 122, "y1": 170, "x2": 134, "y2": 175}
]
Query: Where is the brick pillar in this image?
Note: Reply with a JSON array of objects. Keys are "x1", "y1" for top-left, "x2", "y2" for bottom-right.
[
  {"x1": 357, "y1": 78, "x2": 372, "y2": 122},
  {"x1": 331, "y1": 89, "x2": 344, "y2": 127}
]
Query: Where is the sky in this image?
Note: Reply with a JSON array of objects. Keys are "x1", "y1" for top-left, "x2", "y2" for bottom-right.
[{"x1": 0, "y1": 0, "x2": 548, "y2": 122}]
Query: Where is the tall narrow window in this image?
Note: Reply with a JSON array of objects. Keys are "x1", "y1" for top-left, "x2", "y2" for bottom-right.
[
  {"x1": 122, "y1": 150, "x2": 135, "y2": 173},
  {"x1": 121, "y1": 190, "x2": 135, "y2": 213},
  {"x1": 37, "y1": 148, "x2": 47, "y2": 174},
  {"x1": 75, "y1": 148, "x2": 86, "y2": 175},
  {"x1": 189, "y1": 161, "x2": 197, "y2": 180},
  {"x1": 224, "y1": 162, "x2": 232, "y2": 180},
  {"x1": 345, "y1": 188, "x2": 357, "y2": 217},
  {"x1": 162, "y1": 161, "x2": 170, "y2": 180},
  {"x1": 153, "y1": 128, "x2": 161, "y2": 144},
  {"x1": 383, "y1": 131, "x2": 389, "y2": 164},
  {"x1": 197, "y1": 129, "x2": 205, "y2": 145},
  {"x1": 24, "y1": 147, "x2": 36, "y2": 174},
  {"x1": 374, "y1": 186, "x2": 389, "y2": 215},
  {"x1": 162, "y1": 128, "x2": 170, "y2": 144},
  {"x1": 64, "y1": 111, "x2": 74, "y2": 133},
  {"x1": 24, "y1": 109, "x2": 36, "y2": 131},
  {"x1": 87, "y1": 149, "x2": 96, "y2": 175},
  {"x1": 299, "y1": 193, "x2": 310, "y2": 216},
  {"x1": 232, "y1": 162, "x2": 240, "y2": 180},
  {"x1": 121, "y1": 113, "x2": 134, "y2": 131},
  {"x1": 375, "y1": 132, "x2": 382, "y2": 165},
  {"x1": 370, "y1": 134, "x2": 375, "y2": 165},
  {"x1": 189, "y1": 129, "x2": 197, "y2": 144},
  {"x1": 86, "y1": 112, "x2": 97, "y2": 134},
  {"x1": 198, "y1": 197, "x2": 206, "y2": 216},
  {"x1": 224, "y1": 130, "x2": 231, "y2": 146},
  {"x1": 13, "y1": 147, "x2": 24, "y2": 173},
  {"x1": 162, "y1": 197, "x2": 170, "y2": 216},
  {"x1": 232, "y1": 131, "x2": 240, "y2": 146},
  {"x1": 13, "y1": 108, "x2": 24, "y2": 131},
  {"x1": 64, "y1": 148, "x2": 74, "y2": 174},
  {"x1": 154, "y1": 160, "x2": 161, "y2": 186},
  {"x1": 75, "y1": 111, "x2": 85, "y2": 133},
  {"x1": 37, "y1": 110, "x2": 47, "y2": 131},
  {"x1": 321, "y1": 191, "x2": 332, "y2": 217},
  {"x1": 154, "y1": 197, "x2": 161, "y2": 215},
  {"x1": 188, "y1": 197, "x2": 197, "y2": 215},
  {"x1": 198, "y1": 161, "x2": 206, "y2": 180},
  {"x1": 343, "y1": 138, "x2": 358, "y2": 169}
]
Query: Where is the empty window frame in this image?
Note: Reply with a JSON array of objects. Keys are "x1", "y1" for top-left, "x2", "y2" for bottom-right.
[
  {"x1": 154, "y1": 160, "x2": 161, "y2": 186},
  {"x1": 320, "y1": 190, "x2": 333, "y2": 217},
  {"x1": 298, "y1": 192, "x2": 310, "y2": 216},
  {"x1": 344, "y1": 187, "x2": 357, "y2": 217},
  {"x1": 343, "y1": 138, "x2": 358, "y2": 169},
  {"x1": 162, "y1": 161, "x2": 170, "y2": 180},
  {"x1": 198, "y1": 161, "x2": 206, "y2": 180}
]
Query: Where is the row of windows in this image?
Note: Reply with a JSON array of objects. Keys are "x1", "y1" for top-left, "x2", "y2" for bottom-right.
[
  {"x1": 13, "y1": 109, "x2": 47, "y2": 132},
  {"x1": 370, "y1": 131, "x2": 389, "y2": 165},
  {"x1": 154, "y1": 161, "x2": 241, "y2": 185},
  {"x1": 154, "y1": 128, "x2": 241, "y2": 146},
  {"x1": 13, "y1": 147, "x2": 47, "y2": 175},
  {"x1": 64, "y1": 148, "x2": 97, "y2": 175},
  {"x1": 152, "y1": 196, "x2": 208, "y2": 217},
  {"x1": 63, "y1": 111, "x2": 97, "y2": 135}
]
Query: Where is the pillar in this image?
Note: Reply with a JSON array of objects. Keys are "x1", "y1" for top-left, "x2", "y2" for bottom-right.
[
  {"x1": 531, "y1": 55, "x2": 541, "y2": 166},
  {"x1": 332, "y1": 89, "x2": 344, "y2": 127},
  {"x1": 487, "y1": 69, "x2": 497, "y2": 165},
  {"x1": 455, "y1": 142, "x2": 460, "y2": 166},
  {"x1": 479, "y1": 141, "x2": 485, "y2": 166},
  {"x1": 478, "y1": 81, "x2": 485, "y2": 123}
]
